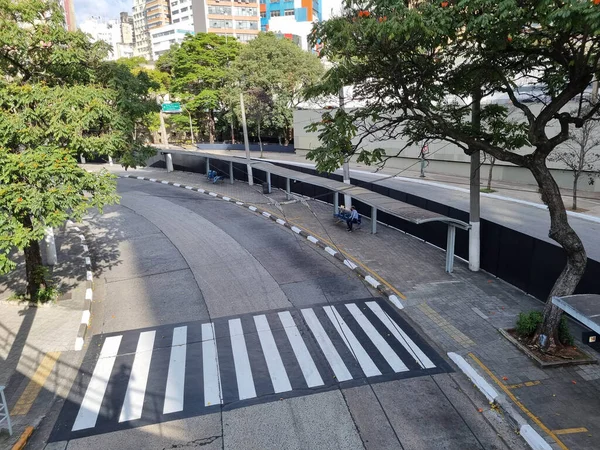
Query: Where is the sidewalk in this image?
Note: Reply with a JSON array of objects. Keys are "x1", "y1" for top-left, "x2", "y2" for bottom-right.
[
  {"x1": 116, "y1": 164, "x2": 600, "y2": 450},
  {"x1": 0, "y1": 223, "x2": 89, "y2": 448}
]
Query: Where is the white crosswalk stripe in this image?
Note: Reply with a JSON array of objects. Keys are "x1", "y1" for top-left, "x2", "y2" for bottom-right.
[{"x1": 66, "y1": 301, "x2": 442, "y2": 436}]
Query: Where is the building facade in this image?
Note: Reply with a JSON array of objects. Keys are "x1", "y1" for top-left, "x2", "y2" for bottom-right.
[
  {"x1": 150, "y1": 23, "x2": 194, "y2": 60},
  {"x1": 61, "y1": 0, "x2": 77, "y2": 31},
  {"x1": 191, "y1": 0, "x2": 260, "y2": 43},
  {"x1": 170, "y1": 0, "x2": 194, "y2": 27},
  {"x1": 259, "y1": 0, "x2": 321, "y2": 50}
]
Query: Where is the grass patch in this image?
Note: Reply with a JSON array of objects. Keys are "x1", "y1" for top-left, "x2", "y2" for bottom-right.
[{"x1": 480, "y1": 188, "x2": 497, "y2": 193}]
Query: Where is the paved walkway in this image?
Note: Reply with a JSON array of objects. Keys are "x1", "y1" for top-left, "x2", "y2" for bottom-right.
[
  {"x1": 110, "y1": 164, "x2": 600, "y2": 450},
  {"x1": 0, "y1": 224, "x2": 88, "y2": 447}
]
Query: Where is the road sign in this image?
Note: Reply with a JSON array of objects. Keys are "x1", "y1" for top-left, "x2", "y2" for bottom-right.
[{"x1": 161, "y1": 102, "x2": 182, "y2": 114}]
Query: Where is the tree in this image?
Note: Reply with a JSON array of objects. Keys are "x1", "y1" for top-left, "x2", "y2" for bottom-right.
[
  {"x1": 0, "y1": 0, "x2": 154, "y2": 299},
  {"x1": 164, "y1": 33, "x2": 241, "y2": 143},
  {"x1": 231, "y1": 32, "x2": 324, "y2": 145},
  {"x1": 549, "y1": 107, "x2": 600, "y2": 210},
  {"x1": 306, "y1": 0, "x2": 600, "y2": 351}
]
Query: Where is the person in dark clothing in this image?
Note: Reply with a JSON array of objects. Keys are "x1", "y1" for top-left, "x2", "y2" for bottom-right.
[{"x1": 346, "y1": 206, "x2": 359, "y2": 232}]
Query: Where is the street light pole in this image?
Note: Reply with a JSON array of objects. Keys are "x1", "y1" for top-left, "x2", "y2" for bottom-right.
[
  {"x1": 184, "y1": 106, "x2": 195, "y2": 145},
  {"x1": 469, "y1": 88, "x2": 482, "y2": 272},
  {"x1": 339, "y1": 86, "x2": 352, "y2": 208},
  {"x1": 240, "y1": 90, "x2": 253, "y2": 186}
]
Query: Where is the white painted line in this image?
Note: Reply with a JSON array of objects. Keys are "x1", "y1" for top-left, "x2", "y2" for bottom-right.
[
  {"x1": 364, "y1": 275, "x2": 380, "y2": 288},
  {"x1": 85, "y1": 288, "x2": 93, "y2": 301},
  {"x1": 346, "y1": 303, "x2": 408, "y2": 372},
  {"x1": 222, "y1": 196, "x2": 231, "y2": 201},
  {"x1": 388, "y1": 295, "x2": 404, "y2": 310},
  {"x1": 262, "y1": 212, "x2": 271, "y2": 218},
  {"x1": 173, "y1": 183, "x2": 181, "y2": 187},
  {"x1": 149, "y1": 178, "x2": 157, "y2": 182},
  {"x1": 79, "y1": 234, "x2": 85, "y2": 241},
  {"x1": 202, "y1": 323, "x2": 222, "y2": 406},
  {"x1": 472, "y1": 307, "x2": 489, "y2": 320},
  {"x1": 325, "y1": 247, "x2": 338, "y2": 256},
  {"x1": 447, "y1": 352, "x2": 499, "y2": 402},
  {"x1": 366, "y1": 302, "x2": 435, "y2": 369},
  {"x1": 86, "y1": 271, "x2": 93, "y2": 281},
  {"x1": 291, "y1": 226, "x2": 302, "y2": 234},
  {"x1": 196, "y1": 188, "x2": 205, "y2": 193},
  {"x1": 185, "y1": 186, "x2": 193, "y2": 190},
  {"x1": 236, "y1": 201, "x2": 244, "y2": 205},
  {"x1": 75, "y1": 337, "x2": 84, "y2": 351},
  {"x1": 276, "y1": 219, "x2": 286, "y2": 225},
  {"x1": 229, "y1": 319, "x2": 257, "y2": 400},
  {"x1": 323, "y1": 306, "x2": 381, "y2": 377},
  {"x1": 119, "y1": 331, "x2": 156, "y2": 422},
  {"x1": 278, "y1": 312, "x2": 323, "y2": 388},
  {"x1": 254, "y1": 315, "x2": 292, "y2": 393},
  {"x1": 137, "y1": 176, "x2": 145, "y2": 180},
  {"x1": 161, "y1": 180, "x2": 169, "y2": 184},
  {"x1": 82, "y1": 245, "x2": 89, "y2": 252},
  {"x1": 344, "y1": 260, "x2": 357, "y2": 270},
  {"x1": 307, "y1": 236, "x2": 319, "y2": 244},
  {"x1": 163, "y1": 326, "x2": 187, "y2": 414},
  {"x1": 520, "y1": 424, "x2": 553, "y2": 450},
  {"x1": 85, "y1": 257, "x2": 91, "y2": 266},
  {"x1": 72, "y1": 335, "x2": 122, "y2": 431},
  {"x1": 248, "y1": 206, "x2": 257, "y2": 211},
  {"x1": 209, "y1": 192, "x2": 218, "y2": 197},
  {"x1": 301, "y1": 308, "x2": 352, "y2": 382},
  {"x1": 81, "y1": 310, "x2": 90, "y2": 325}
]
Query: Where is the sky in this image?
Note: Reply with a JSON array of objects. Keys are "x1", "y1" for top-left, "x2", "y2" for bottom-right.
[{"x1": 74, "y1": 0, "x2": 131, "y2": 25}]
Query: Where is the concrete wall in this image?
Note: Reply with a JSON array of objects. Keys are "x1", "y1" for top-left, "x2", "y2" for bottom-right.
[{"x1": 294, "y1": 103, "x2": 600, "y2": 193}]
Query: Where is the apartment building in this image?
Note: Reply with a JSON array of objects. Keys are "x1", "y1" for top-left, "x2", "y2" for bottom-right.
[
  {"x1": 150, "y1": 23, "x2": 195, "y2": 60},
  {"x1": 191, "y1": 0, "x2": 261, "y2": 43},
  {"x1": 170, "y1": 0, "x2": 194, "y2": 27},
  {"x1": 259, "y1": 0, "x2": 321, "y2": 50}
]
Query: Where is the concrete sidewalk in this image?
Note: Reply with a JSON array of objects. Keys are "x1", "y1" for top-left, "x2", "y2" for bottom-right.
[
  {"x1": 115, "y1": 164, "x2": 600, "y2": 450},
  {"x1": 0, "y1": 223, "x2": 90, "y2": 448}
]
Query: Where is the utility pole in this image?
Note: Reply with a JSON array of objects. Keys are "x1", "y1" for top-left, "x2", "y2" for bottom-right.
[
  {"x1": 469, "y1": 88, "x2": 482, "y2": 272},
  {"x1": 159, "y1": 110, "x2": 169, "y2": 149},
  {"x1": 240, "y1": 91, "x2": 253, "y2": 186},
  {"x1": 339, "y1": 86, "x2": 352, "y2": 208}
]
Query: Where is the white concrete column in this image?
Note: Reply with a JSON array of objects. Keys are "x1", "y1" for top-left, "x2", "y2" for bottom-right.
[
  {"x1": 80, "y1": 154, "x2": 86, "y2": 164},
  {"x1": 286, "y1": 178, "x2": 291, "y2": 200},
  {"x1": 371, "y1": 207, "x2": 377, "y2": 234},
  {"x1": 446, "y1": 224, "x2": 456, "y2": 273},
  {"x1": 108, "y1": 156, "x2": 113, "y2": 166},
  {"x1": 229, "y1": 161, "x2": 234, "y2": 184},
  {"x1": 44, "y1": 227, "x2": 57, "y2": 266},
  {"x1": 165, "y1": 153, "x2": 173, "y2": 173},
  {"x1": 266, "y1": 172, "x2": 271, "y2": 194}
]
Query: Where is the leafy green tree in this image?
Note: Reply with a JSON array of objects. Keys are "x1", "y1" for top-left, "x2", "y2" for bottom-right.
[
  {"x1": 0, "y1": 0, "x2": 154, "y2": 299},
  {"x1": 164, "y1": 33, "x2": 241, "y2": 143},
  {"x1": 307, "y1": 0, "x2": 600, "y2": 351},
  {"x1": 231, "y1": 32, "x2": 324, "y2": 145}
]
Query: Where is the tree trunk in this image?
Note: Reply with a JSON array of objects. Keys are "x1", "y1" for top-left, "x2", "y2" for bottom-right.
[
  {"x1": 230, "y1": 120, "x2": 235, "y2": 144},
  {"x1": 529, "y1": 158, "x2": 587, "y2": 352},
  {"x1": 487, "y1": 156, "x2": 496, "y2": 190},
  {"x1": 572, "y1": 174, "x2": 579, "y2": 211},
  {"x1": 284, "y1": 127, "x2": 292, "y2": 146},
  {"x1": 208, "y1": 110, "x2": 216, "y2": 144},
  {"x1": 258, "y1": 121, "x2": 264, "y2": 158},
  {"x1": 22, "y1": 216, "x2": 46, "y2": 300}
]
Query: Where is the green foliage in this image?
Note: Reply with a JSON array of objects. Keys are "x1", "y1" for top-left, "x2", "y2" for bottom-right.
[
  {"x1": 559, "y1": 316, "x2": 575, "y2": 346},
  {"x1": 516, "y1": 311, "x2": 543, "y2": 338},
  {"x1": 0, "y1": 0, "x2": 153, "y2": 292}
]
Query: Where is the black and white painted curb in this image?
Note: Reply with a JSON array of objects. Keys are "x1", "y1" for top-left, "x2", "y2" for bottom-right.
[
  {"x1": 120, "y1": 175, "x2": 406, "y2": 311},
  {"x1": 447, "y1": 353, "x2": 552, "y2": 450},
  {"x1": 65, "y1": 221, "x2": 93, "y2": 351}
]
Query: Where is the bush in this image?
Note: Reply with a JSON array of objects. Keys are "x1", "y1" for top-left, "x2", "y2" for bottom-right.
[
  {"x1": 516, "y1": 310, "x2": 574, "y2": 346},
  {"x1": 516, "y1": 311, "x2": 543, "y2": 338}
]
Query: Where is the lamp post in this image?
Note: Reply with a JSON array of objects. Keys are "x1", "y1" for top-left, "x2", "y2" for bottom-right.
[
  {"x1": 240, "y1": 89, "x2": 253, "y2": 186},
  {"x1": 182, "y1": 105, "x2": 195, "y2": 145}
]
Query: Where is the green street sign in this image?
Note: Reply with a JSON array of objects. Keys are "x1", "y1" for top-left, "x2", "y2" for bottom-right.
[{"x1": 162, "y1": 102, "x2": 182, "y2": 113}]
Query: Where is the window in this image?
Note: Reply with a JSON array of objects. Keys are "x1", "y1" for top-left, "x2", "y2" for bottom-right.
[
  {"x1": 208, "y1": 5, "x2": 232, "y2": 15},
  {"x1": 171, "y1": 1, "x2": 178, "y2": 5},
  {"x1": 236, "y1": 20, "x2": 258, "y2": 30},
  {"x1": 234, "y1": 6, "x2": 257, "y2": 16},
  {"x1": 271, "y1": 10, "x2": 280, "y2": 16},
  {"x1": 152, "y1": 29, "x2": 175, "y2": 38},
  {"x1": 260, "y1": 11, "x2": 266, "y2": 17},
  {"x1": 270, "y1": 0, "x2": 279, "y2": 3},
  {"x1": 284, "y1": 9, "x2": 294, "y2": 16},
  {"x1": 237, "y1": 33, "x2": 256, "y2": 42},
  {"x1": 180, "y1": 6, "x2": 188, "y2": 12},
  {"x1": 171, "y1": 9, "x2": 179, "y2": 14},
  {"x1": 173, "y1": 18, "x2": 180, "y2": 22},
  {"x1": 181, "y1": 16, "x2": 189, "y2": 21},
  {"x1": 210, "y1": 19, "x2": 232, "y2": 28}
]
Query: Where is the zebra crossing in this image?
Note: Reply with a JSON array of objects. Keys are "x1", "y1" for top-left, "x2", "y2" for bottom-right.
[{"x1": 50, "y1": 299, "x2": 449, "y2": 441}]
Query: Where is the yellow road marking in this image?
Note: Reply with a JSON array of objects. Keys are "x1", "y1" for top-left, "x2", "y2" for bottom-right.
[
  {"x1": 553, "y1": 428, "x2": 588, "y2": 435},
  {"x1": 507, "y1": 380, "x2": 541, "y2": 389},
  {"x1": 468, "y1": 353, "x2": 569, "y2": 450},
  {"x1": 11, "y1": 352, "x2": 60, "y2": 416}
]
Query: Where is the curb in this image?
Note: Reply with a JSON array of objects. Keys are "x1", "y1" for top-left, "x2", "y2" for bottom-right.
[
  {"x1": 11, "y1": 425, "x2": 34, "y2": 450},
  {"x1": 65, "y1": 221, "x2": 93, "y2": 351},
  {"x1": 447, "y1": 352, "x2": 553, "y2": 450},
  {"x1": 120, "y1": 175, "x2": 406, "y2": 310}
]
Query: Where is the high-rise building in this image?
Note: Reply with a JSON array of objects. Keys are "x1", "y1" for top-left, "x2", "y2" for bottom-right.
[
  {"x1": 61, "y1": 0, "x2": 77, "y2": 31},
  {"x1": 150, "y1": 23, "x2": 194, "y2": 60},
  {"x1": 120, "y1": 12, "x2": 135, "y2": 45},
  {"x1": 133, "y1": 0, "x2": 171, "y2": 60},
  {"x1": 170, "y1": 0, "x2": 194, "y2": 28},
  {"x1": 80, "y1": 16, "x2": 133, "y2": 60},
  {"x1": 259, "y1": 0, "x2": 321, "y2": 50},
  {"x1": 191, "y1": 0, "x2": 260, "y2": 43},
  {"x1": 146, "y1": 0, "x2": 171, "y2": 32}
]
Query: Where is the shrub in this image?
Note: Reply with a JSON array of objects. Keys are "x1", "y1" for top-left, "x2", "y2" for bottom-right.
[
  {"x1": 516, "y1": 311, "x2": 543, "y2": 338},
  {"x1": 559, "y1": 316, "x2": 574, "y2": 346}
]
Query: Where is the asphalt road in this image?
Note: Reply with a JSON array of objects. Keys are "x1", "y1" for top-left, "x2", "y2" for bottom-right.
[{"x1": 39, "y1": 178, "x2": 523, "y2": 450}]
